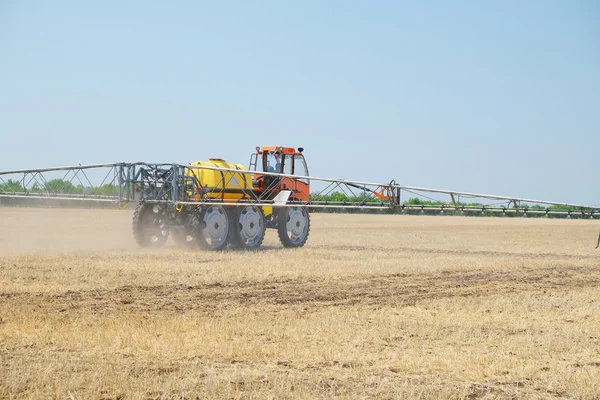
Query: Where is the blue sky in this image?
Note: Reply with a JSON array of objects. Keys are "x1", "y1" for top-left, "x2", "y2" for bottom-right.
[{"x1": 1, "y1": 1, "x2": 598, "y2": 204}]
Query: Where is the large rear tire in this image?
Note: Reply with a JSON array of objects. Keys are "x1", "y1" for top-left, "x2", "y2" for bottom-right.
[
  {"x1": 277, "y1": 207, "x2": 310, "y2": 248},
  {"x1": 230, "y1": 206, "x2": 266, "y2": 250},
  {"x1": 132, "y1": 203, "x2": 169, "y2": 248}
]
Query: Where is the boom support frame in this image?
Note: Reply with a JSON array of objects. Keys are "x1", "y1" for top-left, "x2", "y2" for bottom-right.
[{"x1": 0, "y1": 162, "x2": 598, "y2": 217}]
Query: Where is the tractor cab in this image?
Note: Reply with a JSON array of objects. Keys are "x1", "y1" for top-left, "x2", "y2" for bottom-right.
[{"x1": 249, "y1": 146, "x2": 310, "y2": 203}]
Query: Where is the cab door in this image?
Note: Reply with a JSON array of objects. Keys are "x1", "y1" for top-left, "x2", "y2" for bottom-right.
[{"x1": 280, "y1": 154, "x2": 310, "y2": 203}]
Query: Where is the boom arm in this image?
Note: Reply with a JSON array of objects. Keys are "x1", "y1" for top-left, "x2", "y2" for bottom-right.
[{"x1": 0, "y1": 162, "x2": 598, "y2": 217}]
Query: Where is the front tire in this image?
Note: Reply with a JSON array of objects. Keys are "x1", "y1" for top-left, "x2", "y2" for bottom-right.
[{"x1": 277, "y1": 207, "x2": 310, "y2": 248}]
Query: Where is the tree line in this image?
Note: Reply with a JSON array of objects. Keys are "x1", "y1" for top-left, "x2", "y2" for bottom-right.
[
  {"x1": 0, "y1": 179, "x2": 119, "y2": 196},
  {"x1": 310, "y1": 192, "x2": 578, "y2": 217}
]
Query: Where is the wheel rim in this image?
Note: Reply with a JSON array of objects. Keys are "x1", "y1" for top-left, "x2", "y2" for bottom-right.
[
  {"x1": 202, "y1": 206, "x2": 228, "y2": 248},
  {"x1": 238, "y1": 206, "x2": 264, "y2": 247},
  {"x1": 285, "y1": 207, "x2": 308, "y2": 245},
  {"x1": 175, "y1": 231, "x2": 194, "y2": 244},
  {"x1": 146, "y1": 205, "x2": 167, "y2": 243}
]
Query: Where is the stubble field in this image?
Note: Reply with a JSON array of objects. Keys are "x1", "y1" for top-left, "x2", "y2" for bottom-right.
[{"x1": 0, "y1": 207, "x2": 599, "y2": 399}]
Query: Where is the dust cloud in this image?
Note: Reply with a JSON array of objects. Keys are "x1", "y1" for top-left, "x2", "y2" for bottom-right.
[{"x1": 0, "y1": 207, "x2": 137, "y2": 254}]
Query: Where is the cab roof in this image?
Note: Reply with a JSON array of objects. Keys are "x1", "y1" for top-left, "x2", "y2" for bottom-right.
[{"x1": 259, "y1": 146, "x2": 301, "y2": 155}]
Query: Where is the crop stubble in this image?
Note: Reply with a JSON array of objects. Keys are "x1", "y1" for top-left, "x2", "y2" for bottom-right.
[{"x1": 0, "y1": 208, "x2": 599, "y2": 399}]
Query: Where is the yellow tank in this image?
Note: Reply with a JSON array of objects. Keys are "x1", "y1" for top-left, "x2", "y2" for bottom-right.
[{"x1": 187, "y1": 159, "x2": 252, "y2": 201}]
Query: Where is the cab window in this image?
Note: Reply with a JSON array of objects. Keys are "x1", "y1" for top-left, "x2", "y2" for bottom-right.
[
  {"x1": 293, "y1": 155, "x2": 308, "y2": 176},
  {"x1": 293, "y1": 154, "x2": 309, "y2": 183},
  {"x1": 283, "y1": 155, "x2": 293, "y2": 175}
]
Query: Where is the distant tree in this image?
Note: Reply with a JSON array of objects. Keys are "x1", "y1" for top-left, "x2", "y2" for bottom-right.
[
  {"x1": 97, "y1": 184, "x2": 119, "y2": 196},
  {"x1": 43, "y1": 179, "x2": 76, "y2": 194},
  {"x1": 0, "y1": 179, "x2": 24, "y2": 193}
]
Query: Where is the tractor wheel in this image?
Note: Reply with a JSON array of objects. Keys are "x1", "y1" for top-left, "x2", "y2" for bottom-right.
[
  {"x1": 132, "y1": 203, "x2": 169, "y2": 248},
  {"x1": 194, "y1": 205, "x2": 230, "y2": 251},
  {"x1": 172, "y1": 230, "x2": 197, "y2": 249},
  {"x1": 230, "y1": 206, "x2": 266, "y2": 250},
  {"x1": 277, "y1": 206, "x2": 310, "y2": 248},
  {"x1": 171, "y1": 207, "x2": 201, "y2": 250}
]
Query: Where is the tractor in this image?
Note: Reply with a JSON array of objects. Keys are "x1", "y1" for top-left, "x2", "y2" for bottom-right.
[{"x1": 131, "y1": 146, "x2": 311, "y2": 251}]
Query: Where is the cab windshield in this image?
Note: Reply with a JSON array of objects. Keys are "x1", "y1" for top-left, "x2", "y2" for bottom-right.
[
  {"x1": 263, "y1": 152, "x2": 283, "y2": 173},
  {"x1": 260, "y1": 151, "x2": 308, "y2": 179}
]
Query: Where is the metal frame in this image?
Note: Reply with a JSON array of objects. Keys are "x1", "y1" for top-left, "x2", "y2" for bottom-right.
[{"x1": 0, "y1": 162, "x2": 598, "y2": 217}]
